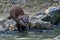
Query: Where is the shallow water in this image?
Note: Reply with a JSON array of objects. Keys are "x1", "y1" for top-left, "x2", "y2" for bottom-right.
[
  {"x1": 0, "y1": 26, "x2": 60, "y2": 40},
  {"x1": 0, "y1": 19, "x2": 60, "y2": 40}
]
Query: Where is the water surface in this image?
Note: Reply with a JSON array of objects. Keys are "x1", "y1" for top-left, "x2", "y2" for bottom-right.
[{"x1": 0, "y1": 26, "x2": 60, "y2": 40}]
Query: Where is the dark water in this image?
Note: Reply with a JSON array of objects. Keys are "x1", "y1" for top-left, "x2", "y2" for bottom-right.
[{"x1": 0, "y1": 25, "x2": 60, "y2": 40}]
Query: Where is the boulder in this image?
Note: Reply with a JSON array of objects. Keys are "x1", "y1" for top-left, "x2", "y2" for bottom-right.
[
  {"x1": 35, "y1": 12, "x2": 46, "y2": 19},
  {"x1": 29, "y1": 16, "x2": 53, "y2": 30},
  {"x1": 45, "y1": 6, "x2": 60, "y2": 15},
  {"x1": 42, "y1": 6, "x2": 60, "y2": 25},
  {"x1": 34, "y1": 20, "x2": 53, "y2": 30},
  {"x1": 2, "y1": 19, "x2": 18, "y2": 32}
]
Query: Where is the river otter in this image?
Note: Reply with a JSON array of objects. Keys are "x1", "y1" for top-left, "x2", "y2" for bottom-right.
[{"x1": 7, "y1": 5, "x2": 30, "y2": 32}]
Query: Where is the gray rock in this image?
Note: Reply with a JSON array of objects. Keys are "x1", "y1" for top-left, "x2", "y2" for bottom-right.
[
  {"x1": 2, "y1": 19, "x2": 17, "y2": 31},
  {"x1": 0, "y1": 25, "x2": 4, "y2": 31},
  {"x1": 45, "y1": 6, "x2": 60, "y2": 16},
  {"x1": 42, "y1": 6, "x2": 60, "y2": 25},
  {"x1": 35, "y1": 12, "x2": 47, "y2": 19},
  {"x1": 29, "y1": 16, "x2": 53, "y2": 30},
  {"x1": 0, "y1": 19, "x2": 8, "y2": 25},
  {"x1": 34, "y1": 20, "x2": 53, "y2": 30}
]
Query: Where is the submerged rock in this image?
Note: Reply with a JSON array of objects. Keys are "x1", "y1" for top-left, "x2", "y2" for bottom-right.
[{"x1": 0, "y1": 25, "x2": 4, "y2": 31}]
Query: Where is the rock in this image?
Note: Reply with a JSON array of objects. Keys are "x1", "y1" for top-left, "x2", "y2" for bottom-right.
[
  {"x1": 41, "y1": 15, "x2": 51, "y2": 22},
  {"x1": 0, "y1": 25, "x2": 4, "y2": 31},
  {"x1": 0, "y1": 19, "x2": 9, "y2": 31},
  {"x1": 29, "y1": 16, "x2": 38, "y2": 23},
  {"x1": 29, "y1": 16, "x2": 53, "y2": 30},
  {"x1": 45, "y1": 6, "x2": 60, "y2": 15},
  {"x1": 2, "y1": 19, "x2": 18, "y2": 32},
  {"x1": 0, "y1": 19, "x2": 8, "y2": 25},
  {"x1": 42, "y1": 6, "x2": 60, "y2": 25},
  {"x1": 10, "y1": 0, "x2": 19, "y2": 5},
  {"x1": 34, "y1": 20, "x2": 53, "y2": 30},
  {"x1": 35, "y1": 12, "x2": 47, "y2": 19}
]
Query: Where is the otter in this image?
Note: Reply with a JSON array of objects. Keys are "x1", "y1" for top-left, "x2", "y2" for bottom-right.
[{"x1": 7, "y1": 5, "x2": 30, "y2": 32}]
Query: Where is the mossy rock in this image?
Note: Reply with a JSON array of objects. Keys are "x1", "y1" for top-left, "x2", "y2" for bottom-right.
[
  {"x1": 50, "y1": 10, "x2": 60, "y2": 24},
  {"x1": 42, "y1": 10, "x2": 60, "y2": 25}
]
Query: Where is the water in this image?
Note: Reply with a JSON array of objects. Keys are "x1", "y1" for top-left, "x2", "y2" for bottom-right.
[
  {"x1": 0, "y1": 26, "x2": 60, "y2": 40},
  {"x1": 0, "y1": 19, "x2": 60, "y2": 40}
]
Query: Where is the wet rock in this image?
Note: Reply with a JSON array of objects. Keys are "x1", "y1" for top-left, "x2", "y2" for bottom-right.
[
  {"x1": 45, "y1": 6, "x2": 60, "y2": 15},
  {"x1": 35, "y1": 12, "x2": 47, "y2": 19},
  {"x1": 10, "y1": 0, "x2": 19, "y2": 5},
  {"x1": 0, "y1": 19, "x2": 8, "y2": 25},
  {"x1": 34, "y1": 20, "x2": 53, "y2": 30},
  {"x1": 0, "y1": 25, "x2": 4, "y2": 31},
  {"x1": 42, "y1": 6, "x2": 60, "y2": 25},
  {"x1": 0, "y1": 19, "x2": 9, "y2": 31},
  {"x1": 2, "y1": 19, "x2": 18, "y2": 32},
  {"x1": 29, "y1": 16, "x2": 53, "y2": 30}
]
